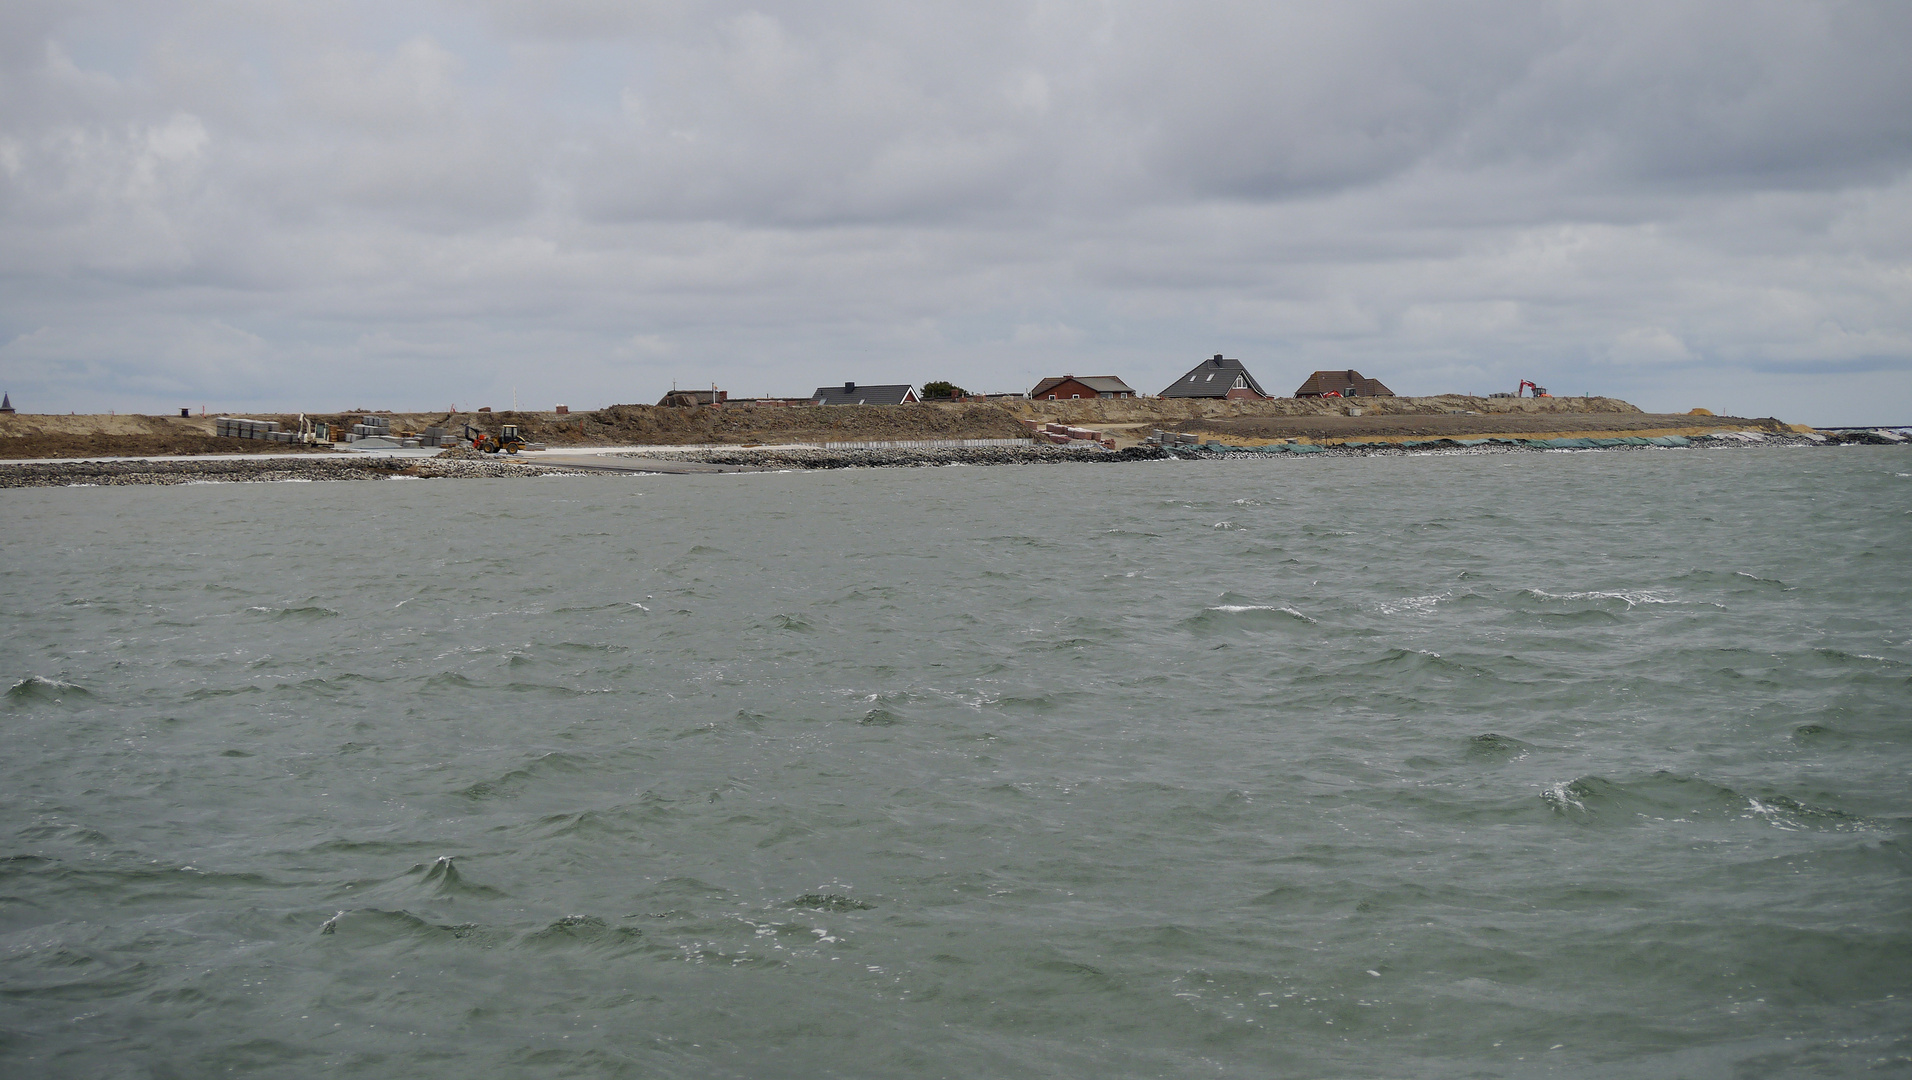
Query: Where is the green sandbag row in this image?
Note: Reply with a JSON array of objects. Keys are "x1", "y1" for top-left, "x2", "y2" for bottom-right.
[
  {"x1": 1193, "y1": 433, "x2": 1690, "y2": 455},
  {"x1": 1523, "y1": 435, "x2": 1691, "y2": 449},
  {"x1": 1200, "y1": 442, "x2": 1328, "y2": 454}
]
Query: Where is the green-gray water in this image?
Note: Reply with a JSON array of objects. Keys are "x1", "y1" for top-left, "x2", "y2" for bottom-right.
[{"x1": 3, "y1": 447, "x2": 1908, "y2": 1078}]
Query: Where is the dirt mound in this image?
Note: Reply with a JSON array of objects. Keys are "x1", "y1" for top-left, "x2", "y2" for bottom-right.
[
  {"x1": 545, "y1": 402, "x2": 1031, "y2": 445},
  {"x1": 1006, "y1": 394, "x2": 1644, "y2": 427},
  {"x1": 0, "y1": 396, "x2": 1792, "y2": 459}
]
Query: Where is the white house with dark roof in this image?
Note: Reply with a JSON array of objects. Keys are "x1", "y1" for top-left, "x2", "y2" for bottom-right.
[
  {"x1": 1159, "y1": 355, "x2": 1269, "y2": 399},
  {"x1": 811, "y1": 382, "x2": 920, "y2": 405}
]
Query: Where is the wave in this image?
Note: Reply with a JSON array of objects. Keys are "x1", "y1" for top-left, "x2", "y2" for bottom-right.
[
  {"x1": 269, "y1": 673, "x2": 385, "y2": 698},
  {"x1": 1466, "y1": 733, "x2": 1535, "y2": 761},
  {"x1": 494, "y1": 681, "x2": 615, "y2": 697},
  {"x1": 543, "y1": 641, "x2": 633, "y2": 655},
  {"x1": 183, "y1": 684, "x2": 266, "y2": 700},
  {"x1": 1803, "y1": 647, "x2": 1907, "y2": 673},
  {"x1": 550, "y1": 600, "x2": 653, "y2": 614},
  {"x1": 1666, "y1": 568, "x2": 1793, "y2": 591},
  {"x1": 454, "y1": 752, "x2": 592, "y2": 801},
  {"x1": 421, "y1": 671, "x2": 482, "y2": 690},
  {"x1": 520, "y1": 914, "x2": 647, "y2": 953},
  {"x1": 1187, "y1": 604, "x2": 1317, "y2": 630},
  {"x1": 325, "y1": 856, "x2": 509, "y2": 911},
  {"x1": 6, "y1": 675, "x2": 92, "y2": 704},
  {"x1": 787, "y1": 893, "x2": 876, "y2": 911},
  {"x1": 528, "y1": 805, "x2": 669, "y2": 840},
  {"x1": 409, "y1": 854, "x2": 507, "y2": 898},
  {"x1": 630, "y1": 876, "x2": 733, "y2": 919},
  {"x1": 1518, "y1": 588, "x2": 1682, "y2": 609},
  {"x1": 1376, "y1": 590, "x2": 1485, "y2": 616},
  {"x1": 246, "y1": 604, "x2": 341, "y2": 620},
  {"x1": 315, "y1": 907, "x2": 500, "y2": 946},
  {"x1": 1540, "y1": 771, "x2": 1869, "y2": 830}
]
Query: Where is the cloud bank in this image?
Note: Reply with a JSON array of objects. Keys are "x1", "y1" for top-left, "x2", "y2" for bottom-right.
[{"x1": 2, "y1": 0, "x2": 1909, "y2": 422}]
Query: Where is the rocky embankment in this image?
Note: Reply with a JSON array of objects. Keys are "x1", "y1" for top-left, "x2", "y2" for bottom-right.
[
  {"x1": 0, "y1": 449, "x2": 582, "y2": 488},
  {"x1": 3, "y1": 422, "x2": 1896, "y2": 487},
  {"x1": 621, "y1": 445, "x2": 1171, "y2": 469},
  {"x1": 631, "y1": 427, "x2": 1888, "y2": 470}
]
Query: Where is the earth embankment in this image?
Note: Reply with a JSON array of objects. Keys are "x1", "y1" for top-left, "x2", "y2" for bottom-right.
[
  {"x1": 0, "y1": 395, "x2": 1799, "y2": 459},
  {"x1": 1168, "y1": 411, "x2": 1799, "y2": 444},
  {"x1": 0, "y1": 413, "x2": 333, "y2": 459}
]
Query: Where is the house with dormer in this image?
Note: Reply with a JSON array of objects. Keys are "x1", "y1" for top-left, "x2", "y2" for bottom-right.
[
  {"x1": 811, "y1": 382, "x2": 920, "y2": 405},
  {"x1": 1159, "y1": 355, "x2": 1269, "y2": 399}
]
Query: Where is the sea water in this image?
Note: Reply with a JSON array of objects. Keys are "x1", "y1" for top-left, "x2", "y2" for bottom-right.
[{"x1": 2, "y1": 447, "x2": 1908, "y2": 1079}]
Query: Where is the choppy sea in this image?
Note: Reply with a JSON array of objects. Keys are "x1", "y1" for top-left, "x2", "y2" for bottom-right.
[{"x1": 3, "y1": 446, "x2": 1908, "y2": 1079}]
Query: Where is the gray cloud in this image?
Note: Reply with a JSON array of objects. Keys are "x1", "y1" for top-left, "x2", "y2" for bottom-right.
[{"x1": 1, "y1": 0, "x2": 1908, "y2": 423}]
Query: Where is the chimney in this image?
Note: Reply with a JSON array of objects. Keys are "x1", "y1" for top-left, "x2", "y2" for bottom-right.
[
  {"x1": 1213, "y1": 354, "x2": 1224, "y2": 365},
  {"x1": 844, "y1": 381, "x2": 855, "y2": 393}
]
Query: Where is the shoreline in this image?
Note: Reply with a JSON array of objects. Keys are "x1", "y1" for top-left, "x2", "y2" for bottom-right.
[
  {"x1": 0, "y1": 453, "x2": 586, "y2": 489},
  {"x1": 0, "y1": 398, "x2": 1811, "y2": 460},
  {"x1": 2, "y1": 427, "x2": 1901, "y2": 488}
]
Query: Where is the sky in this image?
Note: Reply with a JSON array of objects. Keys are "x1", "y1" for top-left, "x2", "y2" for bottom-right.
[{"x1": 2, "y1": 1, "x2": 1909, "y2": 424}]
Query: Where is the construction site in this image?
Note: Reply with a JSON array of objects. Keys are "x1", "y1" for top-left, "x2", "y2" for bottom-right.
[{"x1": 0, "y1": 393, "x2": 1824, "y2": 461}]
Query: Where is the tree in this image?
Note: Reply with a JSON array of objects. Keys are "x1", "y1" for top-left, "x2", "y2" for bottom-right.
[{"x1": 921, "y1": 381, "x2": 967, "y2": 399}]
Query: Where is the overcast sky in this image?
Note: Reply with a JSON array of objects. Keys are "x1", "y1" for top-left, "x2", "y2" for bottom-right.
[{"x1": 2, "y1": 1, "x2": 1909, "y2": 423}]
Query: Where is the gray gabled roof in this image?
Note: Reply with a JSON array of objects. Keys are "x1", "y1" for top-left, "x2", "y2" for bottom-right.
[
  {"x1": 1294, "y1": 369, "x2": 1394, "y2": 397},
  {"x1": 1029, "y1": 375, "x2": 1137, "y2": 398},
  {"x1": 811, "y1": 383, "x2": 918, "y2": 405},
  {"x1": 1159, "y1": 355, "x2": 1268, "y2": 398}
]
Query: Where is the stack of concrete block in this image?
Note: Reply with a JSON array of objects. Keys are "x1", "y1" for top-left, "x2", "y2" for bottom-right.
[
  {"x1": 215, "y1": 417, "x2": 280, "y2": 440},
  {"x1": 350, "y1": 416, "x2": 392, "y2": 440}
]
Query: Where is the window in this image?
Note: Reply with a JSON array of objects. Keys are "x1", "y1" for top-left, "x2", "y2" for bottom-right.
[
  {"x1": 1071, "y1": 394, "x2": 1080, "y2": 399},
  {"x1": 1233, "y1": 376, "x2": 1246, "y2": 389}
]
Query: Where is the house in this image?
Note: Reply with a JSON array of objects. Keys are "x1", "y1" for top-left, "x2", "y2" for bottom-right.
[
  {"x1": 1159, "y1": 355, "x2": 1269, "y2": 399},
  {"x1": 657, "y1": 389, "x2": 727, "y2": 406},
  {"x1": 1028, "y1": 375, "x2": 1137, "y2": 401},
  {"x1": 811, "y1": 382, "x2": 920, "y2": 405},
  {"x1": 1293, "y1": 370, "x2": 1394, "y2": 398}
]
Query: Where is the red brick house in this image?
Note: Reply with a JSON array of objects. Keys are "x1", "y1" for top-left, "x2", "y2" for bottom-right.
[{"x1": 1028, "y1": 375, "x2": 1137, "y2": 400}]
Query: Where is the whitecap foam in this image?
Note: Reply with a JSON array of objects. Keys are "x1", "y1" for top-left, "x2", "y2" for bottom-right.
[
  {"x1": 1209, "y1": 604, "x2": 1316, "y2": 623},
  {"x1": 1540, "y1": 781, "x2": 1587, "y2": 813},
  {"x1": 1523, "y1": 588, "x2": 1678, "y2": 608},
  {"x1": 1378, "y1": 592, "x2": 1453, "y2": 616}
]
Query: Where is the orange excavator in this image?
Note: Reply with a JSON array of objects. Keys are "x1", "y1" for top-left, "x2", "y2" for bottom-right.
[
  {"x1": 1518, "y1": 380, "x2": 1551, "y2": 398},
  {"x1": 464, "y1": 422, "x2": 526, "y2": 454}
]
